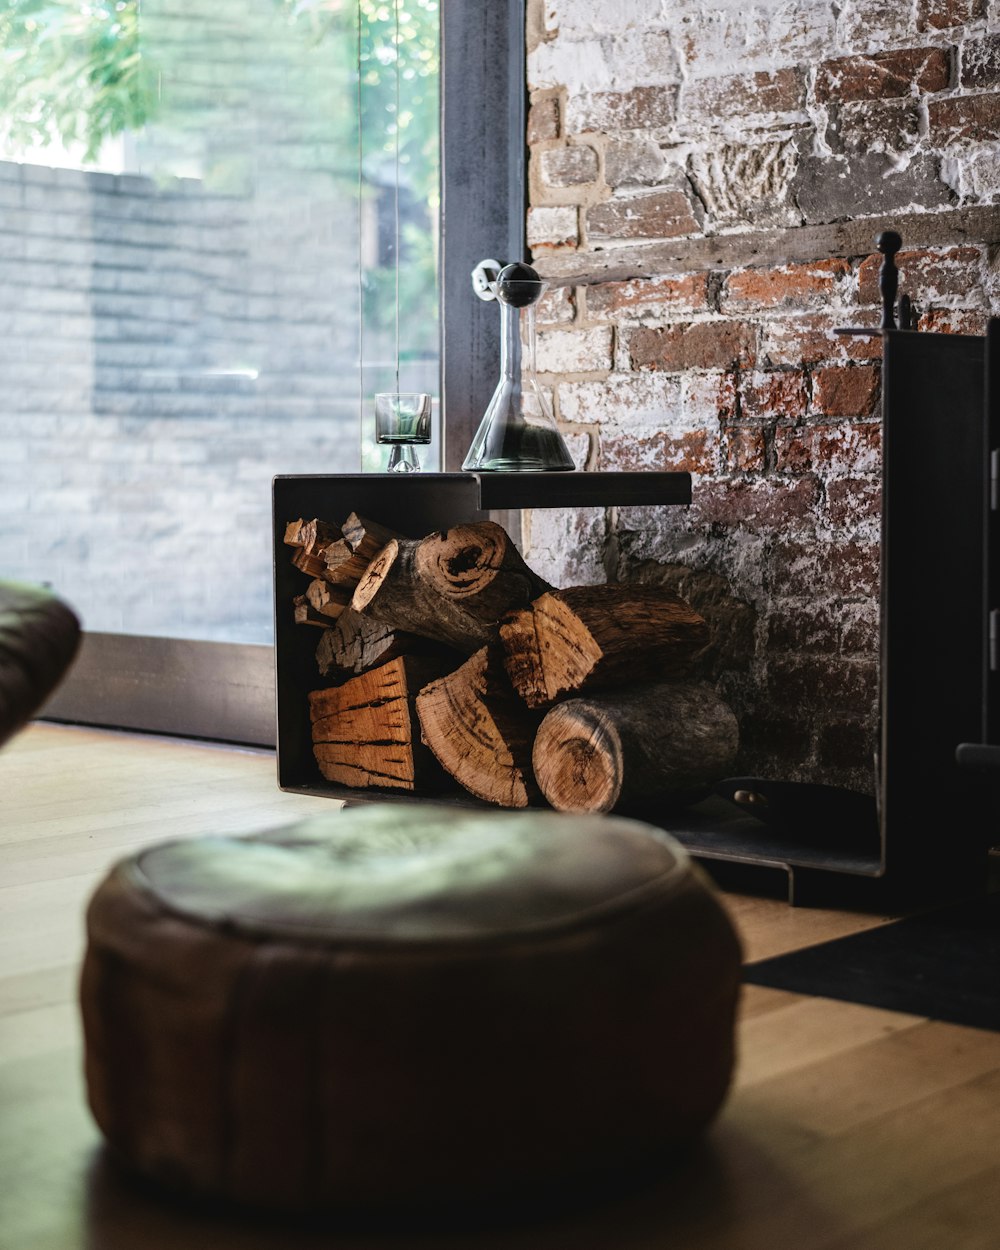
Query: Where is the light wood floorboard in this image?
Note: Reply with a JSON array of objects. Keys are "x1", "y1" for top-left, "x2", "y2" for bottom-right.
[{"x1": 1, "y1": 723, "x2": 997, "y2": 1249}]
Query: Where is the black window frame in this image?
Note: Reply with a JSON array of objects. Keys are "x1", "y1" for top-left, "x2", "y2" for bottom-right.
[{"x1": 44, "y1": 0, "x2": 526, "y2": 746}]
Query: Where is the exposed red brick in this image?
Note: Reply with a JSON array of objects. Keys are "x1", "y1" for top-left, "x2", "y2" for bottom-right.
[
  {"x1": 961, "y1": 35, "x2": 1000, "y2": 89},
  {"x1": 837, "y1": 100, "x2": 921, "y2": 154},
  {"x1": 725, "y1": 427, "x2": 767, "y2": 473},
  {"x1": 929, "y1": 92, "x2": 1000, "y2": 145},
  {"x1": 816, "y1": 720, "x2": 876, "y2": 771},
  {"x1": 740, "y1": 372, "x2": 809, "y2": 421},
  {"x1": 567, "y1": 86, "x2": 675, "y2": 135},
  {"x1": 770, "y1": 540, "x2": 880, "y2": 598},
  {"x1": 762, "y1": 315, "x2": 883, "y2": 367},
  {"x1": 858, "y1": 246, "x2": 982, "y2": 304},
  {"x1": 773, "y1": 422, "x2": 881, "y2": 474},
  {"x1": 587, "y1": 190, "x2": 701, "y2": 241},
  {"x1": 826, "y1": 477, "x2": 882, "y2": 528},
  {"x1": 811, "y1": 367, "x2": 881, "y2": 418},
  {"x1": 627, "y1": 321, "x2": 757, "y2": 372},
  {"x1": 528, "y1": 94, "x2": 560, "y2": 144},
  {"x1": 586, "y1": 272, "x2": 711, "y2": 319},
  {"x1": 766, "y1": 657, "x2": 878, "y2": 717},
  {"x1": 722, "y1": 260, "x2": 850, "y2": 311},
  {"x1": 683, "y1": 68, "x2": 805, "y2": 126},
  {"x1": 694, "y1": 476, "x2": 819, "y2": 530},
  {"x1": 767, "y1": 605, "x2": 840, "y2": 653},
  {"x1": 814, "y1": 47, "x2": 951, "y2": 104},
  {"x1": 601, "y1": 428, "x2": 715, "y2": 473},
  {"x1": 917, "y1": 0, "x2": 985, "y2": 31},
  {"x1": 917, "y1": 308, "x2": 991, "y2": 335}
]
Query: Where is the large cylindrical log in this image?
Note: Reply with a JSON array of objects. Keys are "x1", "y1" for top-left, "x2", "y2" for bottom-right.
[
  {"x1": 532, "y1": 681, "x2": 738, "y2": 813},
  {"x1": 413, "y1": 522, "x2": 552, "y2": 624},
  {"x1": 500, "y1": 585, "x2": 710, "y2": 708},
  {"x1": 416, "y1": 647, "x2": 541, "y2": 808}
]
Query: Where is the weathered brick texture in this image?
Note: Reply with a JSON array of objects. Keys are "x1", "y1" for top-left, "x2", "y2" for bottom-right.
[{"x1": 525, "y1": 0, "x2": 1000, "y2": 790}]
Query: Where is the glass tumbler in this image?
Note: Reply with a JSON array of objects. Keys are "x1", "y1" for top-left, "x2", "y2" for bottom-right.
[{"x1": 375, "y1": 392, "x2": 432, "y2": 473}]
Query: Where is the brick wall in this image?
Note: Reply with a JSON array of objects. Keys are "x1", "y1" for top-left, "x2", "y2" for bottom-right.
[{"x1": 524, "y1": 0, "x2": 1000, "y2": 791}]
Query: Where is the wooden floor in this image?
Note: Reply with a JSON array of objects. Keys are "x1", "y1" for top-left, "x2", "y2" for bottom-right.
[{"x1": 1, "y1": 723, "x2": 998, "y2": 1249}]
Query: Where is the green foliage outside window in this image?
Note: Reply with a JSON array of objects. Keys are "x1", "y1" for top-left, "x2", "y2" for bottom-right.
[{"x1": 0, "y1": 0, "x2": 439, "y2": 356}]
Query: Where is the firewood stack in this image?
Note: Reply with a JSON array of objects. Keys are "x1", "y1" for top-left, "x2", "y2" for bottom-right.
[{"x1": 284, "y1": 514, "x2": 739, "y2": 813}]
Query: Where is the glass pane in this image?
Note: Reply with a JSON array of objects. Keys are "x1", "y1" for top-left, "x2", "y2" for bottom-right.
[{"x1": 0, "y1": 0, "x2": 440, "y2": 643}]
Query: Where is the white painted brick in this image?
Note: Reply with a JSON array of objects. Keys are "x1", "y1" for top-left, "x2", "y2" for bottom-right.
[
  {"x1": 528, "y1": 37, "x2": 612, "y2": 92},
  {"x1": 527, "y1": 205, "x2": 579, "y2": 249},
  {"x1": 536, "y1": 326, "x2": 613, "y2": 373},
  {"x1": 523, "y1": 505, "x2": 609, "y2": 586},
  {"x1": 558, "y1": 372, "x2": 685, "y2": 428},
  {"x1": 542, "y1": 0, "x2": 668, "y2": 35}
]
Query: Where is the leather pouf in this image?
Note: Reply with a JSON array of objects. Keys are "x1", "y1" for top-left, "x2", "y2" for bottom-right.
[{"x1": 80, "y1": 806, "x2": 742, "y2": 1212}]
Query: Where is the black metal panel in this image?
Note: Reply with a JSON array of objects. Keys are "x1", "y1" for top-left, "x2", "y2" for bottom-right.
[
  {"x1": 881, "y1": 330, "x2": 991, "y2": 889},
  {"x1": 272, "y1": 474, "x2": 485, "y2": 791},
  {"x1": 473, "y1": 470, "x2": 691, "y2": 511},
  {"x1": 440, "y1": 0, "x2": 526, "y2": 471},
  {"x1": 987, "y1": 320, "x2": 999, "y2": 746}
]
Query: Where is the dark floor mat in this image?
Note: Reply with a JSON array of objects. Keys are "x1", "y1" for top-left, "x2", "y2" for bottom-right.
[{"x1": 744, "y1": 892, "x2": 1000, "y2": 1032}]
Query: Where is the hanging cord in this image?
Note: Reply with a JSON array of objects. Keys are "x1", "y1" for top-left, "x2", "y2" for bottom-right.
[
  {"x1": 393, "y1": 0, "x2": 401, "y2": 396},
  {"x1": 356, "y1": 0, "x2": 365, "y2": 428}
]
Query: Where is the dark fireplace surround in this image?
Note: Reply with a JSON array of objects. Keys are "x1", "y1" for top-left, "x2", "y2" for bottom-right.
[{"x1": 272, "y1": 318, "x2": 997, "y2": 908}]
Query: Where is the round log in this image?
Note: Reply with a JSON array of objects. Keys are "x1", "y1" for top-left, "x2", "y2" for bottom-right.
[
  {"x1": 413, "y1": 522, "x2": 552, "y2": 623},
  {"x1": 532, "y1": 680, "x2": 738, "y2": 813}
]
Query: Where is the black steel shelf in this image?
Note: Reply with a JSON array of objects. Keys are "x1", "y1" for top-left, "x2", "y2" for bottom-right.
[{"x1": 471, "y1": 470, "x2": 691, "y2": 510}]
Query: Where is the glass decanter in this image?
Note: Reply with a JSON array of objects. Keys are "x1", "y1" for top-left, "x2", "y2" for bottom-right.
[{"x1": 462, "y1": 263, "x2": 575, "y2": 473}]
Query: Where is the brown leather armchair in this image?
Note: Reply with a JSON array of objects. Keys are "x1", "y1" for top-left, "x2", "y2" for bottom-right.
[{"x1": 0, "y1": 581, "x2": 81, "y2": 747}]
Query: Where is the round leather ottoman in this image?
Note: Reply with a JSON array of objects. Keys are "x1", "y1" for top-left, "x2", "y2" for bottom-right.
[{"x1": 80, "y1": 806, "x2": 742, "y2": 1212}]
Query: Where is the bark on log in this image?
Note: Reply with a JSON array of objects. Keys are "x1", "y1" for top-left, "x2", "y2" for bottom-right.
[
  {"x1": 416, "y1": 647, "x2": 541, "y2": 808},
  {"x1": 309, "y1": 656, "x2": 450, "y2": 792},
  {"x1": 413, "y1": 522, "x2": 552, "y2": 625},
  {"x1": 352, "y1": 523, "x2": 553, "y2": 654},
  {"x1": 500, "y1": 585, "x2": 710, "y2": 708},
  {"x1": 315, "y1": 608, "x2": 455, "y2": 682},
  {"x1": 351, "y1": 539, "x2": 494, "y2": 653},
  {"x1": 532, "y1": 681, "x2": 738, "y2": 813}
]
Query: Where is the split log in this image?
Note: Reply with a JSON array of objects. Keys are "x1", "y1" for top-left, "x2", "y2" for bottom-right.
[
  {"x1": 315, "y1": 608, "x2": 456, "y2": 682},
  {"x1": 351, "y1": 538, "x2": 493, "y2": 653},
  {"x1": 284, "y1": 517, "x2": 339, "y2": 551},
  {"x1": 309, "y1": 656, "x2": 450, "y2": 792},
  {"x1": 293, "y1": 595, "x2": 331, "y2": 628},
  {"x1": 532, "y1": 681, "x2": 738, "y2": 813},
  {"x1": 416, "y1": 647, "x2": 541, "y2": 808},
  {"x1": 500, "y1": 585, "x2": 710, "y2": 708},
  {"x1": 305, "y1": 579, "x2": 352, "y2": 621},
  {"x1": 341, "y1": 512, "x2": 405, "y2": 560},
  {"x1": 322, "y1": 514, "x2": 407, "y2": 588},
  {"x1": 413, "y1": 522, "x2": 552, "y2": 626}
]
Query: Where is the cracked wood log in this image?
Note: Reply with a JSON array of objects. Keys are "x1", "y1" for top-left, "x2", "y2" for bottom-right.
[
  {"x1": 285, "y1": 518, "x2": 341, "y2": 580},
  {"x1": 500, "y1": 585, "x2": 710, "y2": 709},
  {"x1": 413, "y1": 521, "x2": 552, "y2": 627},
  {"x1": 323, "y1": 514, "x2": 407, "y2": 588},
  {"x1": 309, "y1": 655, "x2": 451, "y2": 792},
  {"x1": 351, "y1": 523, "x2": 552, "y2": 654},
  {"x1": 416, "y1": 647, "x2": 541, "y2": 808},
  {"x1": 315, "y1": 608, "x2": 457, "y2": 683},
  {"x1": 532, "y1": 681, "x2": 738, "y2": 813},
  {"x1": 293, "y1": 595, "x2": 331, "y2": 628}
]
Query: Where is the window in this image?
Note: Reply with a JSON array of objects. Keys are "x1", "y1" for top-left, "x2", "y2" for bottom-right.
[{"x1": 3, "y1": 1, "x2": 524, "y2": 742}]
